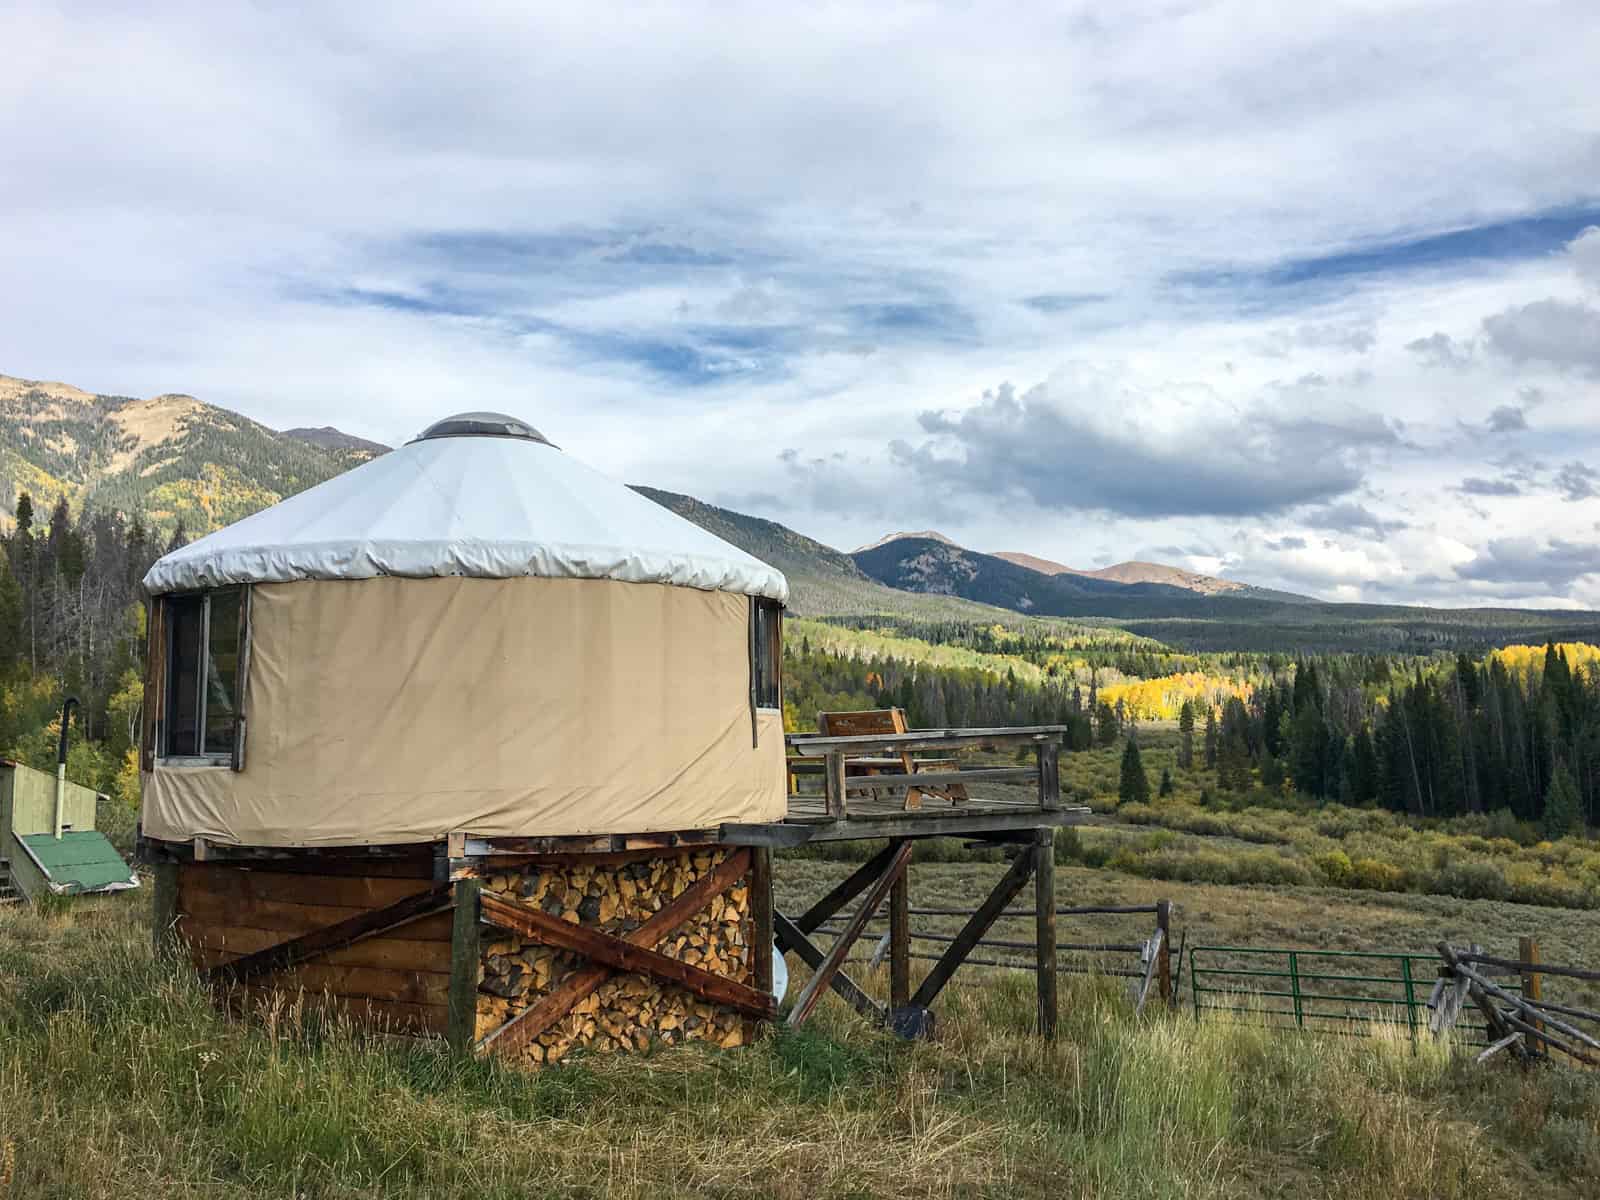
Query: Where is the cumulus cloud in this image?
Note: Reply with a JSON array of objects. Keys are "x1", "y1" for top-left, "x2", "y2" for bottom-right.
[
  {"x1": 1572, "y1": 226, "x2": 1600, "y2": 290},
  {"x1": 1485, "y1": 404, "x2": 1528, "y2": 433},
  {"x1": 1456, "y1": 538, "x2": 1600, "y2": 589},
  {"x1": 1405, "y1": 332, "x2": 1473, "y2": 368},
  {"x1": 897, "y1": 377, "x2": 1397, "y2": 519},
  {"x1": 1556, "y1": 461, "x2": 1599, "y2": 502},
  {"x1": 1482, "y1": 299, "x2": 1600, "y2": 374}
]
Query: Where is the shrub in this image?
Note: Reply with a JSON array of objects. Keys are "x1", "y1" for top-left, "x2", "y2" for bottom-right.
[
  {"x1": 1430, "y1": 860, "x2": 1510, "y2": 903},
  {"x1": 1313, "y1": 848, "x2": 1353, "y2": 887},
  {"x1": 1347, "y1": 857, "x2": 1407, "y2": 892}
]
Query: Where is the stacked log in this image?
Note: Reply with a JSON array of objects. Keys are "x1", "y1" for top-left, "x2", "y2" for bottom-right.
[{"x1": 474, "y1": 848, "x2": 754, "y2": 1065}]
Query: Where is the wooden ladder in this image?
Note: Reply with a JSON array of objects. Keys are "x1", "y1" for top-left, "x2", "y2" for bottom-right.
[{"x1": 0, "y1": 856, "x2": 20, "y2": 905}]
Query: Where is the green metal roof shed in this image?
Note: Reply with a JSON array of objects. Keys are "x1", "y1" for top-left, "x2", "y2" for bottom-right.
[{"x1": 1, "y1": 759, "x2": 138, "y2": 903}]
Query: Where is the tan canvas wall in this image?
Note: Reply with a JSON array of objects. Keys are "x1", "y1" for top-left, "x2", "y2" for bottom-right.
[{"x1": 142, "y1": 576, "x2": 787, "y2": 846}]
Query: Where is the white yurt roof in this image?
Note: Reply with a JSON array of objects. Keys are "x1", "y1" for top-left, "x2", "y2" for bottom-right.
[{"x1": 142, "y1": 412, "x2": 788, "y2": 602}]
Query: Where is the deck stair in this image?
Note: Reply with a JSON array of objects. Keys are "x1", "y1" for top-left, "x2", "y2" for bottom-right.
[{"x1": 0, "y1": 855, "x2": 20, "y2": 904}]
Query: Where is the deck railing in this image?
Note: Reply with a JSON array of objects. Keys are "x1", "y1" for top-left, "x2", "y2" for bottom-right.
[{"x1": 784, "y1": 725, "x2": 1067, "y2": 819}]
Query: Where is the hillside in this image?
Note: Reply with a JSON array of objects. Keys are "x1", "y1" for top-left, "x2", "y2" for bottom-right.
[
  {"x1": 0, "y1": 371, "x2": 383, "y2": 534},
  {"x1": 853, "y1": 534, "x2": 1600, "y2": 652},
  {"x1": 631, "y1": 488, "x2": 1022, "y2": 620},
  {"x1": 987, "y1": 551, "x2": 1311, "y2": 602},
  {"x1": 281, "y1": 425, "x2": 391, "y2": 466},
  {"x1": 853, "y1": 535, "x2": 1203, "y2": 610}
]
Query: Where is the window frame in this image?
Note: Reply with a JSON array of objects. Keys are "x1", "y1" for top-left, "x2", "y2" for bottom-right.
[
  {"x1": 155, "y1": 584, "x2": 251, "y2": 769},
  {"x1": 752, "y1": 596, "x2": 783, "y2": 712}
]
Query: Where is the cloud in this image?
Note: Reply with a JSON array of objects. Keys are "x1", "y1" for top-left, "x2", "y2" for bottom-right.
[
  {"x1": 1459, "y1": 476, "x2": 1521, "y2": 496},
  {"x1": 1298, "y1": 502, "x2": 1408, "y2": 535},
  {"x1": 1405, "y1": 331, "x2": 1473, "y2": 368},
  {"x1": 1556, "y1": 461, "x2": 1599, "y2": 502},
  {"x1": 898, "y1": 376, "x2": 1397, "y2": 519},
  {"x1": 1485, "y1": 404, "x2": 1528, "y2": 433},
  {"x1": 1482, "y1": 299, "x2": 1600, "y2": 374},
  {"x1": 1456, "y1": 538, "x2": 1600, "y2": 589},
  {"x1": 1572, "y1": 226, "x2": 1600, "y2": 290}
]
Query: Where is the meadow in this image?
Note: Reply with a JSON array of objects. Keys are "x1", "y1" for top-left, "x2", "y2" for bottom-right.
[{"x1": 3, "y1": 888, "x2": 1599, "y2": 1199}]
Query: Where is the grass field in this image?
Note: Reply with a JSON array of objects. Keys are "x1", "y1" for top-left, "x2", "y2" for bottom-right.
[{"x1": 3, "y1": 875, "x2": 1599, "y2": 1199}]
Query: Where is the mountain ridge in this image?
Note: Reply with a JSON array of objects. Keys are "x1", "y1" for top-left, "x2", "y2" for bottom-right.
[{"x1": 0, "y1": 370, "x2": 384, "y2": 531}]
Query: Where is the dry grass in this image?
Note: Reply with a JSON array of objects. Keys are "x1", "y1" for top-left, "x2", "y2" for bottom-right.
[{"x1": 1, "y1": 884, "x2": 1598, "y2": 1198}]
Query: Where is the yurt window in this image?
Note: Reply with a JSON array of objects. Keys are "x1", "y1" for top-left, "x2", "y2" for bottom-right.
[
  {"x1": 753, "y1": 598, "x2": 782, "y2": 709},
  {"x1": 161, "y1": 586, "x2": 247, "y2": 763}
]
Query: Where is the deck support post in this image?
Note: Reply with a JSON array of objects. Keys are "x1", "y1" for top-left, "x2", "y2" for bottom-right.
[
  {"x1": 1034, "y1": 827, "x2": 1057, "y2": 1040},
  {"x1": 446, "y1": 878, "x2": 482, "y2": 1057},
  {"x1": 750, "y1": 847, "x2": 775, "y2": 1004},
  {"x1": 890, "y1": 867, "x2": 911, "y2": 1009},
  {"x1": 152, "y1": 861, "x2": 179, "y2": 957}
]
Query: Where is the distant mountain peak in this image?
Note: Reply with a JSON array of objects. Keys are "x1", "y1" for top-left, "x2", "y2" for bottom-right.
[
  {"x1": 281, "y1": 425, "x2": 391, "y2": 458},
  {"x1": 854, "y1": 530, "x2": 961, "y2": 553}
]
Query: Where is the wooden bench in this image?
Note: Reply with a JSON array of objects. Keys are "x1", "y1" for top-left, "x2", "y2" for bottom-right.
[{"x1": 811, "y1": 709, "x2": 969, "y2": 811}]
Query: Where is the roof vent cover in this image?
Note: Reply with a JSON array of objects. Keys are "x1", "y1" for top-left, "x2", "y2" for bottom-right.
[{"x1": 412, "y1": 412, "x2": 554, "y2": 445}]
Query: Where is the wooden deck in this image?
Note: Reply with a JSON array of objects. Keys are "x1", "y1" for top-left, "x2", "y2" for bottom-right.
[
  {"x1": 784, "y1": 790, "x2": 1085, "y2": 841},
  {"x1": 782, "y1": 724, "x2": 1083, "y2": 842}
]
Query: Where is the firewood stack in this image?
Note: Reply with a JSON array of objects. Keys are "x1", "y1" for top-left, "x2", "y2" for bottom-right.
[{"x1": 475, "y1": 849, "x2": 755, "y2": 1065}]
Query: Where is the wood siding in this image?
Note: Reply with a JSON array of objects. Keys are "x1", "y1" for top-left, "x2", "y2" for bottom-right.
[{"x1": 175, "y1": 863, "x2": 451, "y2": 1035}]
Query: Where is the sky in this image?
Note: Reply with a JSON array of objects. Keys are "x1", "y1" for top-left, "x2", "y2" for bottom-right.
[{"x1": 3, "y1": 1, "x2": 1600, "y2": 608}]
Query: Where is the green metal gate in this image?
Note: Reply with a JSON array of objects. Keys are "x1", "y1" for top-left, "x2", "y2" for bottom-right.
[{"x1": 1189, "y1": 946, "x2": 1517, "y2": 1043}]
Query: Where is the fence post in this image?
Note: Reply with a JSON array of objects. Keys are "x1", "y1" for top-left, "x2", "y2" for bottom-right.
[
  {"x1": 1156, "y1": 900, "x2": 1172, "y2": 1005},
  {"x1": 1288, "y1": 951, "x2": 1304, "y2": 1029},
  {"x1": 1034, "y1": 828, "x2": 1058, "y2": 1040},
  {"x1": 1519, "y1": 935, "x2": 1543, "y2": 1059}
]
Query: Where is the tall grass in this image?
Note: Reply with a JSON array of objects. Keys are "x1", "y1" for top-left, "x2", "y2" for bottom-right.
[{"x1": 2, "y1": 894, "x2": 1597, "y2": 1198}]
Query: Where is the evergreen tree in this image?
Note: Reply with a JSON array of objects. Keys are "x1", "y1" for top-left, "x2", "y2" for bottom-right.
[
  {"x1": 1203, "y1": 707, "x2": 1218, "y2": 769},
  {"x1": 1095, "y1": 701, "x2": 1118, "y2": 746},
  {"x1": 1119, "y1": 735, "x2": 1150, "y2": 805},
  {"x1": 1177, "y1": 699, "x2": 1195, "y2": 768},
  {"x1": 1158, "y1": 766, "x2": 1174, "y2": 798},
  {"x1": 1544, "y1": 761, "x2": 1582, "y2": 840}
]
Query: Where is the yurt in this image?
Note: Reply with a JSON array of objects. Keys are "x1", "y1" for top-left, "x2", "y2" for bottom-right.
[{"x1": 141, "y1": 412, "x2": 788, "y2": 1063}]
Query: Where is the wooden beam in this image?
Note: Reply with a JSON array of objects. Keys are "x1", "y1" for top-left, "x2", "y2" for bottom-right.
[
  {"x1": 773, "y1": 910, "x2": 884, "y2": 1024},
  {"x1": 785, "y1": 807, "x2": 1085, "y2": 843},
  {"x1": 786, "y1": 726, "x2": 1070, "y2": 757},
  {"x1": 1036, "y1": 740, "x2": 1060, "y2": 811},
  {"x1": 718, "y1": 822, "x2": 813, "y2": 848},
  {"x1": 462, "y1": 829, "x2": 727, "y2": 857},
  {"x1": 1518, "y1": 935, "x2": 1543, "y2": 1058},
  {"x1": 152, "y1": 861, "x2": 179, "y2": 957},
  {"x1": 750, "y1": 846, "x2": 775, "y2": 1002},
  {"x1": 1033, "y1": 829, "x2": 1057, "y2": 1040},
  {"x1": 477, "y1": 848, "x2": 752, "y2": 1057},
  {"x1": 840, "y1": 767, "x2": 1036, "y2": 793},
  {"x1": 890, "y1": 868, "x2": 910, "y2": 1010},
  {"x1": 1133, "y1": 928, "x2": 1165, "y2": 1015},
  {"x1": 203, "y1": 885, "x2": 455, "y2": 985},
  {"x1": 910, "y1": 848, "x2": 1037, "y2": 1009},
  {"x1": 1156, "y1": 900, "x2": 1172, "y2": 1005},
  {"x1": 797, "y1": 839, "x2": 910, "y2": 934},
  {"x1": 824, "y1": 751, "x2": 847, "y2": 819},
  {"x1": 1456, "y1": 952, "x2": 1600, "y2": 983},
  {"x1": 788, "y1": 839, "x2": 912, "y2": 1027},
  {"x1": 1438, "y1": 942, "x2": 1526, "y2": 1063},
  {"x1": 479, "y1": 892, "x2": 775, "y2": 1019},
  {"x1": 447, "y1": 879, "x2": 482, "y2": 1056}
]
